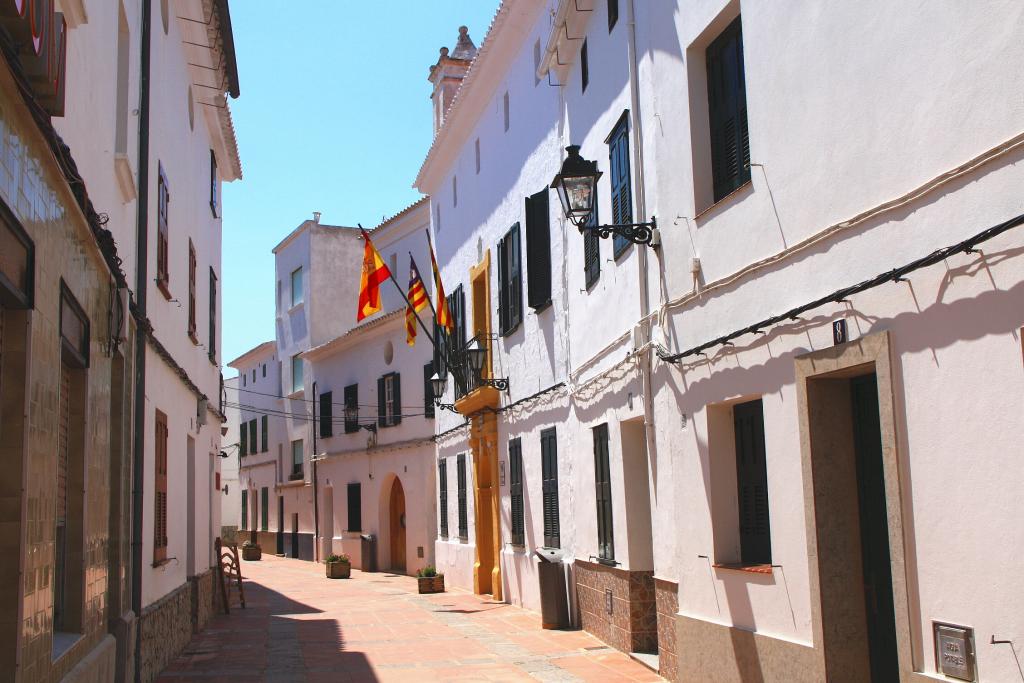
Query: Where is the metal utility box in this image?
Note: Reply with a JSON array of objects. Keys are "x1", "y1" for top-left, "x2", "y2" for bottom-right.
[
  {"x1": 360, "y1": 534, "x2": 377, "y2": 573},
  {"x1": 535, "y1": 547, "x2": 569, "y2": 630}
]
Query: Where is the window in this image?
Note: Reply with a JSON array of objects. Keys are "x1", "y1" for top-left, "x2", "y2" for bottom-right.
[
  {"x1": 456, "y1": 453, "x2": 468, "y2": 540},
  {"x1": 583, "y1": 195, "x2": 601, "y2": 288},
  {"x1": 497, "y1": 224, "x2": 522, "y2": 336},
  {"x1": 607, "y1": 0, "x2": 619, "y2": 31},
  {"x1": 261, "y1": 415, "x2": 268, "y2": 453},
  {"x1": 319, "y1": 390, "x2": 333, "y2": 438},
  {"x1": 344, "y1": 384, "x2": 359, "y2": 433},
  {"x1": 290, "y1": 266, "x2": 303, "y2": 307},
  {"x1": 475, "y1": 138, "x2": 481, "y2": 174},
  {"x1": 423, "y1": 362, "x2": 435, "y2": 419},
  {"x1": 435, "y1": 203, "x2": 442, "y2": 232},
  {"x1": 509, "y1": 438, "x2": 524, "y2": 546},
  {"x1": 154, "y1": 409, "x2": 169, "y2": 564},
  {"x1": 291, "y1": 354, "x2": 303, "y2": 394},
  {"x1": 239, "y1": 418, "x2": 247, "y2": 456},
  {"x1": 241, "y1": 490, "x2": 247, "y2": 530},
  {"x1": 706, "y1": 16, "x2": 750, "y2": 202},
  {"x1": 580, "y1": 39, "x2": 589, "y2": 93},
  {"x1": 438, "y1": 460, "x2": 448, "y2": 538},
  {"x1": 261, "y1": 487, "x2": 269, "y2": 531},
  {"x1": 115, "y1": 4, "x2": 130, "y2": 156},
  {"x1": 525, "y1": 189, "x2": 551, "y2": 309},
  {"x1": 503, "y1": 90, "x2": 510, "y2": 132},
  {"x1": 347, "y1": 482, "x2": 362, "y2": 532},
  {"x1": 452, "y1": 175, "x2": 457, "y2": 207},
  {"x1": 251, "y1": 369, "x2": 255, "y2": 382},
  {"x1": 242, "y1": 374, "x2": 246, "y2": 388},
  {"x1": 541, "y1": 427, "x2": 560, "y2": 548},
  {"x1": 209, "y1": 150, "x2": 219, "y2": 217},
  {"x1": 248, "y1": 419, "x2": 257, "y2": 457},
  {"x1": 187, "y1": 241, "x2": 197, "y2": 341},
  {"x1": 262, "y1": 363, "x2": 266, "y2": 378},
  {"x1": 377, "y1": 372, "x2": 402, "y2": 427},
  {"x1": 734, "y1": 398, "x2": 771, "y2": 565},
  {"x1": 608, "y1": 113, "x2": 633, "y2": 258},
  {"x1": 208, "y1": 268, "x2": 217, "y2": 362},
  {"x1": 290, "y1": 439, "x2": 303, "y2": 479},
  {"x1": 156, "y1": 163, "x2": 170, "y2": 295},
  {"x1": 593, "y1": 423, "x2": 614, "y2": 562}
]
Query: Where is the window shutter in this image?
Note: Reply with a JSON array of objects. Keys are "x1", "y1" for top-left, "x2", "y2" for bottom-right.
[
  {"x1": 261, "y1": 415, "x2": 268, "y2": 452},
  {"x1": 347, "y1": 482, "x2": 362, "y2": 532},
  {"x1": 424, "y1": 362, "x2": 435, "y2": 419},
  {"x1": 377, "y1": 376, "x2": 386, "y2": 427},
  {"x1": 239, "y1": 419, "x2": 247, "y2": 456},
  {"x1": 593, "y1": 424, "x2": 614, "y2": 561},
  {"x1": 249, "y1": 420, "x2": 257, "y2": 455},
  {"x1": 457, "y1": 453, "x2": 468, "y2": 539},
  {"x1": 344, "y1": 384, "x2": 359, "y2": 433},
  {"x1": 261, "y1": 487, "x2": 269, "y2": 531},
  {"x1": 707, "y1": 17, "x2": 750, "y2": 202},
  {"x1": 510, "y1": 224, "x2": 522, "y2": 329},
  {"x1": 609, "y1": 116, "x2": 633, "y2": 258},
  {"x1": 607, "y1": 0, "x2": 618, "y2": 31},
  {"x1": 525, "y1": 190, "x2": 551, "y2": 309},
  {"x1": 187, "y1": 242, "x2": 196, "y2": 337},
  {"x1": 509, "y1": 438, "x2": 524, "y2": 546},
  {"x1": 438, "y1": 460, "x2": 448, "y2": 537},
  {"x1": 391, "y1": 373, "x2": 402, "y2": 425},
  {"x1": 154, "y1": 410, "x2": 168, "y2": 563},
  {"x1": 208, "y1": 269, "x2": 217, "y2": 361},
  {"x1": 734, "y1": 399, "x2": 771, "y2": 565},
  {"x1": 541, "y1": 428, "x2": 560, "y2": 548},
  {"x1": 497, "y1": 234, "x2": 508, "y2": 333},
  {"x1": 241, "y1": 490, "x2": 247, "y2": 530},
  {"x1": 320, "y1": 390, "x2": 333, "y2": 438}
]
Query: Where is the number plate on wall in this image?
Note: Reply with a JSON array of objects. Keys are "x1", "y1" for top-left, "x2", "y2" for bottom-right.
[{"x1": 934, "y1": 622, "x2": 975, "y2": 681}]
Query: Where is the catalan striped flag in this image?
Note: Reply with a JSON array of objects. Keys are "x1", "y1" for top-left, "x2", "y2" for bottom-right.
[
  {"x1": 357, "y1": 229, "x2": 391, "y2": 322},
  {"x1": 427, "y1": 231, "x2": 454, "y2": 331},
  {"x1": 406, "y1": 256, "x2": 428, "y2": 345}
]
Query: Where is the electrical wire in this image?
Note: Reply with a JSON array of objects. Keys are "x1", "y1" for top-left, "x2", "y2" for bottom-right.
[
  {"x1": 225, "y1": 384, "x2": 435, "y2": 411},
  {"x1": 224, "y1": 401, "x2": 433, "y2": 423}
]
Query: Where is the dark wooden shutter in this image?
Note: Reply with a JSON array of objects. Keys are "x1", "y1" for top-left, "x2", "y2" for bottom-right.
[
  {"x1": 608, "y1": 114, "x2": 633, "y2": 258},
  {"x1": 525, "y1": 189, "x2": 551, "y2": 309},
  {"x1": 607, "y1": 0, "x2": 618, "y2": 31},
  {"x1": 541, "y1": 427, "x2": 560, "y2": 548},
  {"x1": 239, "y1": 419, "x2": 247, "y2": 456},
  {"x1": 209, "y1": 149, "x2": 219, "y2": 217},
  {"x1": 261, "y1": 487, "x2": 269, "y2": 531},
  {"x1": 581, "y1": 39, "x2": 589, "y2": 93},
  {"x1": 706, "y1": 16, "x2": 750, "y2": 202},
  {"x1": 391, "y1": 373, "x2": 402, "y2": 425},
  {"x1": 154, "y1": 410, "x2": 168, "y2": 563},
  {"x1": 498, "y1": 233, "x2": 508, "y2": 333},
  {"x1": 583, "y1": 199, "x2": 600, "y2": 288},
  {"x1": 187, "y1": 241, "x2": 196, "y2": 338},
  {"x1": 509, "y1": 438, "x2": 524, "y2": 546},
  {"x1": 344, "y1": 384, "x2": 358, "y2": 433},
  {"x1": 593, "y1": 423, "x2": 614, "y2": 561},
  {"x1": 734, "y1": 398, "x2": 771, "y2": 565},
  {"x1": 157, "y1": 163, "x2": 170, "y2": 287},
  {"x1": 424, "y1": 362, "x2": 435, "y2": 419},
  {"x1": 377, "y1": 376, "x2": 386, "y2": 427},
  {"x1": 457, "y1": 453, "x2": 468, "y2": 539},
  {"x1": 347, "y1": 482, "x2": 362, "y2": 531},
  {"x1": 208, "y1": 269, "x2": 217, "y2": 361},
  {"x1": 249, "y1": 420, "x2": 257, "y2": 455},
  {"x1": 320, "y1": 390, "x2": 333, "y2": 438},
  {"x1": 510, "y1": 224, "x2": 522, "y2": 330},
  {"x1": 261, "y1": 415, "x2": 268, "y2": 452},
  {"x1": 438, "y1": 460, "x2": 448, "y2": 537},
  {"x1": 241, "y1": 490, "x2": 247, "y2": 530}
]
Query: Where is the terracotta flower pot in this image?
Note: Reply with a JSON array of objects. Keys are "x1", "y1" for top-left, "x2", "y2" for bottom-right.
[
  {"x1": 326, "y1": 561, "x2": 351, "y2": 579},
  {"x1": 241, "y1": 545, "x2": 261, "y2": 561},
  {"x1": 417, "y1": 575, "x2": 445, "y2": 594}
]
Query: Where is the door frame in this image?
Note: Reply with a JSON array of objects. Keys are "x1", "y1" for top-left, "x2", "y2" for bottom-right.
[{"x1": 794, "y1": 330, "x2": 918, "y2": 681}]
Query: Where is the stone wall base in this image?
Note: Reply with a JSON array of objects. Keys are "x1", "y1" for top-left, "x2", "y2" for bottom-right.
[
  {"x1": 60, "y1": 634, "x2": 116, "y2": 683},
  {"x1": 574, "y1": 559, "x2": 656, "y2": 654},
  {"x1": 655, "y1": 579, "x2": 678, "y2": 681},
  {"x1": 676, "y1": 613, "x2": 819, "y2": 683},
  {"x1": 108, "y1": 610, "x2": 136, "y2": 683},
  {"x1": 188, "y1": 570, "x2": 215, "y2": 634},
  {"x1": 139, "y1": 569, "x2": 219, "y2": 683}
]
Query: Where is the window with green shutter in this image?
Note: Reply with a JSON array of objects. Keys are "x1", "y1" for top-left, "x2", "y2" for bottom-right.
[
  {"x1": 457, "y1": 454, "x2": 468, "y2": 540},
  {"x1": 248, "y1": 419, "x2": 257, "y2": 455},
  {"x1": 525, "y1": 189, "x2": 551, "y2": 310},
  {"x1": 509, "y1": 438, "x2": 524, "y2": 546},
  {"x1": 261, "y1": 415, "x2": 268, "y2": 452},
  {"x1": 593, "y1": 423, "x2": 614, "y2": 562},
  {"x1": 241, "y1": 490, "x2": 247, "y2": 530},
  {"x1": 423, "y1": 362, "x2": 435, "y2": 419},
  {"x1": 607, "y1": 113, "x2": 632, "y2": 259},
  {"x1": 497, "y1": 224, "x2": 522, "y2": 336},
  {"x1": 320, "y1": 390, "x2": 333, "y2": 438},
  {"x1": 734, "y1": 398, "x2": 771, "y2": 565},
  {"x1": 347, "y1": 482, "x2": 362, "y2": 532},
  {"x1": 541, "y1": 427, "x2": 560, "y2": 548},
  {"x1": 438, "y1": 460, "x2": 448, "y2": 538},
  {"x1": 706, "y1": 16, "x2": 750, "y2": 202},
  {"x1": 239, "y1": 420, "x2": 247, "y2": 457},
  {"x1": 583, "y1": 196, "x2": 600, "y2": 289},
  {"x1": 261, "y1": 487, "x2": 269, "y2": 531},
  {"x1": 378, "y1": 373, "x2": 401, "y2": 427}
]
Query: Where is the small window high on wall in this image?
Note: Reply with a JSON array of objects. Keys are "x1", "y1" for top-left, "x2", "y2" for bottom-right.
[{"x1": 706, "y1": 16, "x2": 750, "y2": 202}]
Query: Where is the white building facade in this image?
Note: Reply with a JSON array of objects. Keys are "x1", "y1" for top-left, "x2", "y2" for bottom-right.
[{"x1": 418, "y1": 2, "x2": 1024, "y2": 682}]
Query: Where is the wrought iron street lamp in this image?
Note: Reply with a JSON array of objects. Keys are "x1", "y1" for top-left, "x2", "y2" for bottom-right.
[
  {"x1": 551, "y1": 145, "x2": 659, "y2": 247},
  {"x1": 430, "y1": 373, "x2": 458, "y2": 413}
]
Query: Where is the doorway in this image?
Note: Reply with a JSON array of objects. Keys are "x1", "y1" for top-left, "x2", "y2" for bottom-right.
[
  {"x1": 389, "y1": 477, "x2": 406, "y2": 572},
  {"x1": 290, "y1": 513, "x2": 299, "y2": 559},
  {"x1": 276, "y1": 497, "x2": 284, "y2": 555}
]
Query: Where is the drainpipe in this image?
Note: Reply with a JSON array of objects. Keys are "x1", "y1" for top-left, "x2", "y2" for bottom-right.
[
  {"x1": 131, "y1": 0, "x2": 153, "y2": 681},
  {"x1": 312, "y1": 380, "x2": 320, "y2": 562},
  {"x1": 626, "y1": 0, "x2": 660, "y2": 516}
]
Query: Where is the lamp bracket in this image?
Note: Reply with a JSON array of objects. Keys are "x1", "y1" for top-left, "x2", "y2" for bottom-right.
[{"x1": 579, "y1": 216, "x2": 659, "y2": 247}]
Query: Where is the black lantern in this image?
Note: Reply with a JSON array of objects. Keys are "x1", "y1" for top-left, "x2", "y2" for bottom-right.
[
  {"x1": 464, "y1": 337, "x2": 487, "y2": 377},
  {"x1": 551, "y1": 145, "x2": 601, "y2": 228},
  {"x1": 551, "y1": 144, "x2": 659, "y2": 247},
  {"x1": 430, "y1": 373, "x2": 448, "y2": 400}
]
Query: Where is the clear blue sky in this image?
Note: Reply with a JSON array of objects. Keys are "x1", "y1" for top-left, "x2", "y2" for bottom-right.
[{"x1": 221, "y1": 1, "x2": 499, "y2": 370}]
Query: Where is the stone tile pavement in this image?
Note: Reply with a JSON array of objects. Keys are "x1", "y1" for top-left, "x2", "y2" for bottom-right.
[{"x1": 156, "y1": 555, "x2": 665, "y2": 682}]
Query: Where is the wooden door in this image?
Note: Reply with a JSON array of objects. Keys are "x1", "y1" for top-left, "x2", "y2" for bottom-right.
[{"x1": 389, "y1": 477, "x2": 406, "y2": 572}]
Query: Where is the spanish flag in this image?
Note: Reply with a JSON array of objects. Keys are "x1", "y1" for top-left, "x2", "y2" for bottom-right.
[
  {"x1": 406, "y1": 256, "x2": 428, "y2": 345},
  {"x1": 357, "y1": 229, "x2": 391, "y2": 322},
  {"x1": 427, "y1": 231, "x2": 454, "y2": 331}
]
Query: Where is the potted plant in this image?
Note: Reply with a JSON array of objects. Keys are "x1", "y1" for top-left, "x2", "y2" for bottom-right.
[
  {"x1": 325, "y1": 554, "x2": 351, "y2": 579},
  {"x1": 416, "y1": 565, "x2": 445, "y2": 594},
  {"x1": 241, "y1": 540, "x2": 262, "y2": 561}
]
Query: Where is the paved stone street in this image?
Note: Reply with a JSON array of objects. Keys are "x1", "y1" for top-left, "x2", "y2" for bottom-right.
[{"x1": 156, "y1": 556, "x2": 663, "y2": 682}]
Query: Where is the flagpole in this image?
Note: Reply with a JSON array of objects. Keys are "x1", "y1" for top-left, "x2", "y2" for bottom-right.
[
  {"x1": 359, "y1": 225, "x2": 438, "y2": 350},
  {"x1": 410, "y1": 251, "x2": 438, "y2": 319}
]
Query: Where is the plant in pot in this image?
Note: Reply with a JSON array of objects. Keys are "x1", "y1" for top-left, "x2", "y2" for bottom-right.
[
  {"x1": 416, "y1": 565, "x2": 445, "y2": 594},
  {"x1": 325, "y1": 554, "x2": 351, "y2": 579},
  {"x1": 241, "y1": 540, "x2": 262, "y2": 561}
]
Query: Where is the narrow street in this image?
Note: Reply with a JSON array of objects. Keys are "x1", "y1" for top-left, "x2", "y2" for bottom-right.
[{"x1": 156, "y1": 556, "x2": 663, "y2": 682}]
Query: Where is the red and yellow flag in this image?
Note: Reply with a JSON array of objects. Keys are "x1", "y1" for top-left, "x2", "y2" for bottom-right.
[
  {"x1": 357, "y1": 229, "x2": 391, "y2": 322},
  {"x1": 406, "y1": 255, "x2": 428, "y2": 345},
  {"x1": 427, "y1": 231, "x2": 454, "y2": 331}
]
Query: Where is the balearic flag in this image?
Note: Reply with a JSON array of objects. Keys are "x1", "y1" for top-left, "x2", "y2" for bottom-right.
[
  {"x1": 427, "y1": 232, "x2": 454, "y2": 331},
  {"x1": 406, "y1": 255, "x2": 428, "y2": 345},
  {"x1": 357, "y1": 229, "x2": 391, "y2": 322}
]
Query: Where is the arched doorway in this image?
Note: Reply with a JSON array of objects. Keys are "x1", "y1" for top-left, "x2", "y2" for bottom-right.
[{"x1": 389, "y1": 477, "x2": 406, "y2": 572}]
